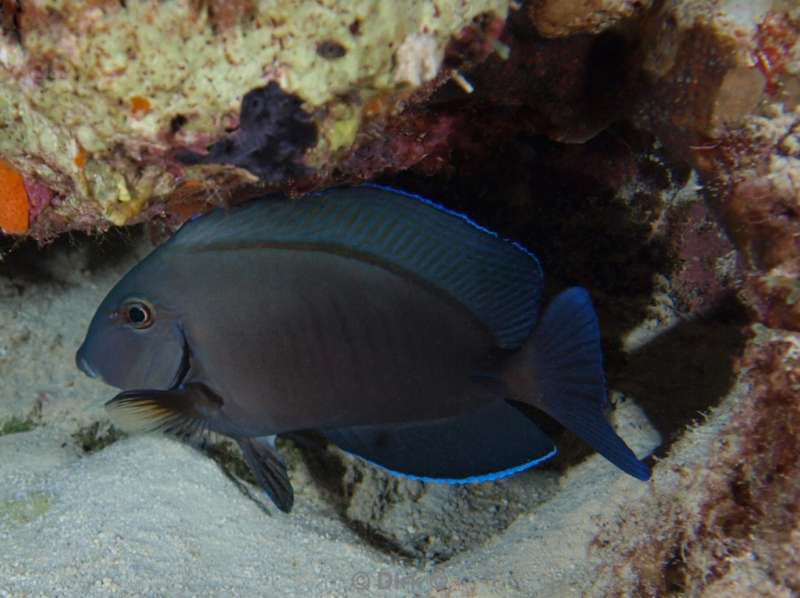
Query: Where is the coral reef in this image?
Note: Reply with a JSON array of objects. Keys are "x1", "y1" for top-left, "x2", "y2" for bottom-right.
[
  {"x1": 632, "y1": 1, "x2": 800, "y2": 338},
  {"x1": 590, "y1": 327, "x2": 800, "y2": 596},
  {"x1": 0, "y1": 0, "x2": 799, "y2": 594},
  {"x1": 493, "y1": 0, "x2": 799, "y2": 592},
  {"x1": 529, "y1": 0, "x2": 654, "y2": 38},
  {"x1": 0, "y1": 0, "x2": 510, "y2": 236}
]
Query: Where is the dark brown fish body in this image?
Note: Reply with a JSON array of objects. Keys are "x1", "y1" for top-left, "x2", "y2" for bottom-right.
[
  {"x1": 171, "y1": 248, "x2": 496, "y2": 436},
  {"x1": 76, "y1": 185, "x2": 651, "y2": 512}
]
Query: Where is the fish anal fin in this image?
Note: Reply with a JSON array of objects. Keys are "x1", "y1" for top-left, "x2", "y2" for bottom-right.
[{"x1": 322, "y1": 401, "x2": 557, "y2": 483}]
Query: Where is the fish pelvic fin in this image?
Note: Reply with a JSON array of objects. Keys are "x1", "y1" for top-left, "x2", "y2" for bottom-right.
[
  {"x1": 237, "y1": 437, "x2": 294, "y2": 513},
  {"x1": 504, "y1": 287, "x2": 651, "y2": 481},
  {"x1": 105, "y1": 382, "x2": 222, "y2": 441}
]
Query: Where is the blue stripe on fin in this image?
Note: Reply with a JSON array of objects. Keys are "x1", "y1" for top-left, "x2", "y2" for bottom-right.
[
  {"x1": 359, "y1": 446, "x2": 558, "y2": 485},
  {"x1": 360, "y1": 183, "x2": 514, "y2": 246},
  {"x1": 360, "y1": 184, "x2": 545, "y2": 272},
  {"x1": 171, "y1": 185, "x2": 544, "y2": 348},
  {"x1": 321, "y1": 401, "x2": 558, "y2": 483}
]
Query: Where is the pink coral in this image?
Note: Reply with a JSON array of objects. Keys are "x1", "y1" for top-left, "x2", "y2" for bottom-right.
[{"x1": 23, "y1": 178, "x2": 55, "y2": 222}]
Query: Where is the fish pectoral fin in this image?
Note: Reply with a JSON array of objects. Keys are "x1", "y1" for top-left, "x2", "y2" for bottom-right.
[
  {"x1": 105, "y1": 382, "x2": 222, "y2": 439},
  {"x1": 237, "y1": 437, "x2": 294, "y2": 513}
]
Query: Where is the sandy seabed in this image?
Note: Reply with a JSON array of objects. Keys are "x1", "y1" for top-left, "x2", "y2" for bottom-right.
[{"x1": 0, "y1": 232, "x2": 668, "y2": 597}]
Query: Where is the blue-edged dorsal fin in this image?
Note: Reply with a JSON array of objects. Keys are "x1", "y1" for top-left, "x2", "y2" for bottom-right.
[{"x1": 169, "y1": 185, "x2": 543, "y2": 348}]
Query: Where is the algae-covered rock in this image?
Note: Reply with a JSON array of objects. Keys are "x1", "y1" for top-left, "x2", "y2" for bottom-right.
[
  {"x1": 529, "y1": 0, "x2": 654, "y2": 37},
  {"x1": 0, "y1": 491, "x2": 51, "y2": 525},
  {"x1": 0, "y1": 0, "x2": 509, "y2": 236}
]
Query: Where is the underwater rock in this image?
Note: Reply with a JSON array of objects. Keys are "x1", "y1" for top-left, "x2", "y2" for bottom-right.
[
  {"x1": 590, "y1": 326, "x2": 800, "y2": 596},
  {"x1": 0, "y1": 0, "x2": 510, "y2": 238},
  {"x1": 529, "y1": 0, "x2": 654, "y2": 38},
  {"x1": 633, "y1": 2, "x2": 800, "y2": 333}
]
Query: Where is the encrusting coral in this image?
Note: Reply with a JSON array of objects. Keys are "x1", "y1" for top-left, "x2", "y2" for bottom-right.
[
  {"x1": 0, "y1": 0, "x2": 510, "y2": 236},
  {"x1": 0, "y1": 1, "x2": 799, "y2": 593}
]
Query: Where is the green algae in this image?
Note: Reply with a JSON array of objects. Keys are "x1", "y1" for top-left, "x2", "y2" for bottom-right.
[
  {"x1": 0, "y1": 492, "x2": 51, "y2": 525},
  {"x1": 204, "y1": 437, "x2": 303, "y2": 489},
  {"x1": 205, "y1": 440, "x2": 258, "y2": 486},
  {"x1": 72, "y1": 422, "x2": 126, "y2": 454},
  {"x1": 0, "y1": 415, "x2": 37, "y2": 436}
]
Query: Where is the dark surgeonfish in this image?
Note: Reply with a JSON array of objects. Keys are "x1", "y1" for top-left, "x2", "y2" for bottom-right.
[{"x1": 75, "y1": 185, "x2": 651, "y2": 512}]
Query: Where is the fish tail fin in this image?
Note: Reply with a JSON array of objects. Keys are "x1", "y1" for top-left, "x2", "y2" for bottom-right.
[{"x1": 504, "y1": 287, "x2": 651, "y2": 481}]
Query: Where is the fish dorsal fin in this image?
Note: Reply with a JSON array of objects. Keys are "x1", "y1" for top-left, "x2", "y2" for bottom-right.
[{"x1": 170, "y1": 185, "x2": 543, "y2": 347}]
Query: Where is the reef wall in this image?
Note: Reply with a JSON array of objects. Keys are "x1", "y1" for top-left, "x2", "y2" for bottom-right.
[{"x1": 0, "y1": 0, "x2": 510, "y2": 236}]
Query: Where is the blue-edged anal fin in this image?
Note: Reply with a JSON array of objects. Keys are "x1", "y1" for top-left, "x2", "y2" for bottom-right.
[
  {"x1": 106, "y1": 383, "x2": 294, "y2": 512},
  {"x1": 503, "y1": 287, "x2": 652, "y2": 481},
  {"x1": 321, "y1": 401, "x2": 557, "y2": 483}
]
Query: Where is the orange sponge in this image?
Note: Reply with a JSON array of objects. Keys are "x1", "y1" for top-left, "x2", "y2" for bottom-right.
[
  {"x1": 0, "y1": 159, "x2": 30, "y2": 234},
  {"x1": 130, "y1": 96, "x2": 151, "y2": 116}
]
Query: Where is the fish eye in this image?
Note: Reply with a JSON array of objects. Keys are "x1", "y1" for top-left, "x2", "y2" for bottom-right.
[{"x1": 121, "y1": 300, "x2": 154, "y2": 330}]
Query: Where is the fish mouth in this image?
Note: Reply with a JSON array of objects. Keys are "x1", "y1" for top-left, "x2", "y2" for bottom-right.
[{"x1": 76, "y1": 348, "x2": 98, "y2": 379}]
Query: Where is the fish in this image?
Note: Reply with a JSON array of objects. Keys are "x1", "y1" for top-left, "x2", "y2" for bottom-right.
[{"x1": 75, "y1": 185, "x2": 651, "y2": 513}]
